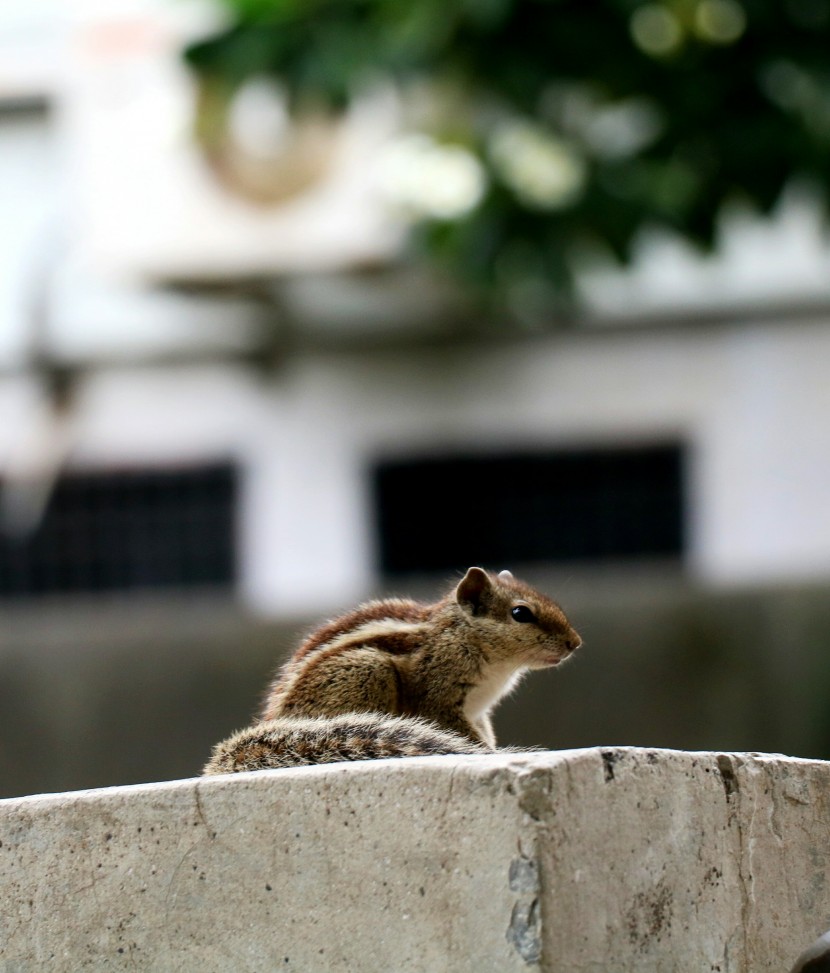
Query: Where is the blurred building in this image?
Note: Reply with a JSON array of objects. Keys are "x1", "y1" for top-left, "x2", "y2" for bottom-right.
[{"x1": 2, "y1": 1, "x2": 830, "y2": 797}]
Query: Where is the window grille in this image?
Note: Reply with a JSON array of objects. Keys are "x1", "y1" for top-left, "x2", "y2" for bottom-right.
[
  {"x1": 0, "y1": 464, "x2": 237, "y2": 596},
  {"x1": 373, "y1": 445, "x2": 685, "y2": 576}
]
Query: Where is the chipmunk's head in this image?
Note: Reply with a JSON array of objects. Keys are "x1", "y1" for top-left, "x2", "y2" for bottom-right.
[{"x1": 455, "y1": 566, "x2": 581, "y2": 670}]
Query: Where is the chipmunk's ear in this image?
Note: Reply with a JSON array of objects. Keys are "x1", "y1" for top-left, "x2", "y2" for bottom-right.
[
  {"x1": 498, "y1": 569, "x2": 513, "y2": 581},
  {"x1": 456, "y1": 567, "x2": 493, "y2": 616}
]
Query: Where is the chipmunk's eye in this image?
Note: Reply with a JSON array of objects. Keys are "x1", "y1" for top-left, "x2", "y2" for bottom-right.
[{"x1": 511, "y1": 605, "x2": 536, "y2": 624}]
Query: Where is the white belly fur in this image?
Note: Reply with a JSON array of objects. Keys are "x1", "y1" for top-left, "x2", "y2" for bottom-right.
[{"x1": 463, "y1": 661, "x2": 525, "y2": 723}]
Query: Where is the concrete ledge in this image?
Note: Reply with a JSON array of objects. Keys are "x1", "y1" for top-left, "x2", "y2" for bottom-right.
[{"x1": 2, "y1": 747, "x2": 829, "y2": 972}]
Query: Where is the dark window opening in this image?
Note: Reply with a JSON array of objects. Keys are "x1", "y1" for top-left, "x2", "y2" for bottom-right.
[
  {"x1": 373, "y1": 445, "x2": 685, "y2": 576},
  {"x1": 0, "y1": 463, "x2": 237, "y2": 597}
]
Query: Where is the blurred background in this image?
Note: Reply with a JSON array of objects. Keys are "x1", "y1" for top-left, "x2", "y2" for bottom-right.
[{"x1": 3, "y1": 0, "x2": 830, "y2": 799}]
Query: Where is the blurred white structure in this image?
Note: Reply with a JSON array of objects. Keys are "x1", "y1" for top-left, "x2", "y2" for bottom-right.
[
  {"x1": 62, "y1": 1, "x2": 402, "y2": 280},
  {"x1": 1, "y1": 0, "x2": 830, "y2": 616}
]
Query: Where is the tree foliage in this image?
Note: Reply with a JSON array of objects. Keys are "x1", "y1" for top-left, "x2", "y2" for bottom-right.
[{"x1": 185, "y1": 0, "x2": 830, "y2": 311}]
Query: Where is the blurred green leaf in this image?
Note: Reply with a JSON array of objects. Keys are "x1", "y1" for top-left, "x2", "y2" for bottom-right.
[{"x1": 183, "y1": 0, "x2": 830, "y2": 317}]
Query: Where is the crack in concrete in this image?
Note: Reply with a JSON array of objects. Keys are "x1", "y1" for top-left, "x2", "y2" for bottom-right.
[
  {"x1": 193, "y1": 781, "x2": 217, "y2": 840},
  {"x1": 506, "y1": 768, "x2": 550, "y2": 968},
  {"x1": 718, "y1": 755, "x2": 757, "y2": 972},
  {"x1": 741, "y1": 764, "x2": 760, "y2": 970},
  {"x1": 507, "y1": 895, "x2": 542, "y2": 965},
  {"x1": 509, "y1": 853, "x2": 541, "y2": 895},
  {"x1": 162, "y1": 783, "x2": 222, "y2": 949}
]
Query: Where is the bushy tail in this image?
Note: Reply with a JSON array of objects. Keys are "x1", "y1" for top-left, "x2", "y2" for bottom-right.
[{"x1": 203, "y1": 713, "x2": 488, "y2": 775}]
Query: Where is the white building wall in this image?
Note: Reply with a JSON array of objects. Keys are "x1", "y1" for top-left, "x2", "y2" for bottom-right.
[
  {"x1": 702, "y1": 321, "x2": 830, "y2": 582},
  {"x1": 3, "y1": 314, "x2": 826, "y2": 614},
  {"x1": 255, "y1": 317, "x2": 830, "y2": 608}
]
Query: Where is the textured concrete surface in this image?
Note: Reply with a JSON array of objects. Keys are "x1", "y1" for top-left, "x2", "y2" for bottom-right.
[{"x1": 1, "y1": 747, "x2": 829, "y2": 972}]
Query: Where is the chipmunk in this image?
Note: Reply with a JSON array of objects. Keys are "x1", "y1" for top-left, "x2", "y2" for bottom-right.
[{"x1": 203, "y1": 567, "x2": 581, "y2": 774}]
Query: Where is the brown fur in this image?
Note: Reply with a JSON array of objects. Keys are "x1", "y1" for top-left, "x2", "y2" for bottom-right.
[
  {"x1": 205, "y1": 713, "x2": 488, "y2": 773},
  {"x1": 261, "y1": 598, "x2": 430, "y2": 714},
  {"x1": 203, "y1": 567, "x2": 581, "y2": 774}
]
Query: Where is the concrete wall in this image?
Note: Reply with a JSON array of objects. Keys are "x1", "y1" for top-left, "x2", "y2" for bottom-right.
[{"x1": 2, "y1": 748, "x2": 829, "y2": 972}]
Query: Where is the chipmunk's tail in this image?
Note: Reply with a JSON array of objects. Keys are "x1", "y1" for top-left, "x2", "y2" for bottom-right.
[{"x1": 202, "y1": 713, "x2": 488, "y2": 775}]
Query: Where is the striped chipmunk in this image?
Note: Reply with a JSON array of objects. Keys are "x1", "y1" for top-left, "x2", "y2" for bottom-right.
[{"x1": 203, "y1": 567, "x2": 582, "y2": 774}]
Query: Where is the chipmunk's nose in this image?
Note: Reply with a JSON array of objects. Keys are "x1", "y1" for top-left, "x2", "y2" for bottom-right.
[{"x1": 565, "y1": 633, "x2": 582, "y2": 653}]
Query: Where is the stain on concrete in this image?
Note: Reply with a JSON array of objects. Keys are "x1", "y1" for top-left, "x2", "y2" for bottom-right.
[
  {"x1": 716, "y1": 755, "x2": 739, "y2": 802},
  {"x1": 625, "y1": 878, "x2": 673, "y2": 951},
  {"x1": 601, "y1": 749, "x2": 620, "y2": 782},
  {"x1": 515, "y1": 769, "x2": 552, "y2": 822}
]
